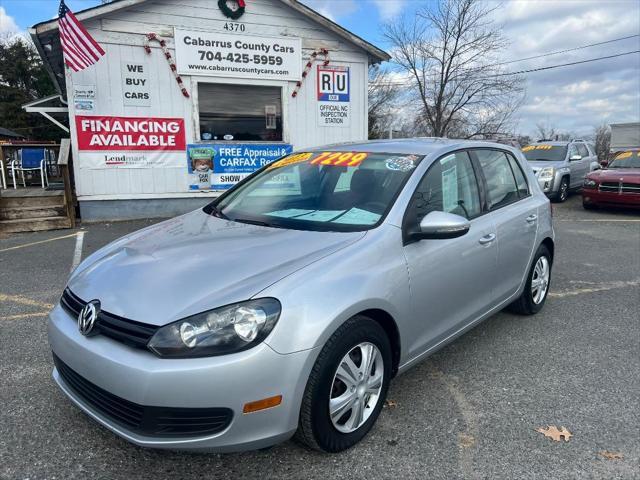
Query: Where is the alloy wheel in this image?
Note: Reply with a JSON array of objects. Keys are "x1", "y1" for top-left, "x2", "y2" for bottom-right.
[
  {"x1": 329, "y1": 342, "x2": 384, "y2": 434},
  {"x1": 559, "y1": 181, "x2": 568, "y2": 201},
  {"x1": 531, "y1": 256, "x2": 550, "y2": 304}
]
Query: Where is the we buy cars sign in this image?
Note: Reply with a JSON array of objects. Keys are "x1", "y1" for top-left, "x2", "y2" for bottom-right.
[{"x1": 75, "y1": 115, "x2": 186, "y2": 168}]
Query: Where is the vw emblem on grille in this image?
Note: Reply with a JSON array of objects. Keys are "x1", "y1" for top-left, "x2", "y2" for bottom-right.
[{"x1": 78, "y1": 300, "x2": 100, "y2": 336}]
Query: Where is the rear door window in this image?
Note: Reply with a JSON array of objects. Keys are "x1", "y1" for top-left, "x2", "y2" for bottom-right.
[
  {"x1": 474, "y1": 149, "x2": 520, "y2": 210},
  {"x1": 505, "y1": 153, "x2": 529, "y2": 198},
  {"x1": 576, "y1": 143, "x2": 589, "y2": 158}
]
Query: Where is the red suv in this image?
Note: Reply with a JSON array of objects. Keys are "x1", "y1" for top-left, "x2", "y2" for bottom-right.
[{"x1": 582, "y1": 149, "x2": 640, "y2": 209}]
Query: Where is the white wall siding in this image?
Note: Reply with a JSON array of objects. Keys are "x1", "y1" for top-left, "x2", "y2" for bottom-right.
[{"x1": 68, "y1": 0, "x2": 371, "y2": 200}]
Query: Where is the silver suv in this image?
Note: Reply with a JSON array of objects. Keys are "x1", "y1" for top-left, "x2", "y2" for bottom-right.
[
  {"x1": 48, "y1": 139, "x2": 554, "y2": 453},
  {"x1": 522, "y1": 140, "x2": 598, "y2": 202}
]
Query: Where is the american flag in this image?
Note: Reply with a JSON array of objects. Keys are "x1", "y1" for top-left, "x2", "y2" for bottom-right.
[{"x1": 58, "y1": 0, "x2": 105, "y2": 72}]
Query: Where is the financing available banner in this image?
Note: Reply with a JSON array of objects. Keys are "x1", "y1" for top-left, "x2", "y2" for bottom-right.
[
  {"x1": 75, "y1": 115, "x2": 186, "y2": 168},
  {"x1": 187, "y1": 143, "x2": 293, "y2": 191}
]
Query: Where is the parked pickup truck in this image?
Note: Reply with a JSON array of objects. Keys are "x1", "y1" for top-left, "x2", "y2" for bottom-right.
[{"x1": 522, "y1": 140, "x2": 598, "y2": 202}]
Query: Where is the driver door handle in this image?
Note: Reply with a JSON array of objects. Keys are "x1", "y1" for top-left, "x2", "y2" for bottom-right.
[
  {"x1": 526, "y1": 214, "x2": 538, "y2": 224},
  {"x1": 478, "y1": 233, "x2": 496, "y2": 245}
]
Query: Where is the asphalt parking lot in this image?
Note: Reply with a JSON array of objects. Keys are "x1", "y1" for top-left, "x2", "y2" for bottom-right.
[{"x1": 1, "y1": 195, "x2": 638, "y2": 480}]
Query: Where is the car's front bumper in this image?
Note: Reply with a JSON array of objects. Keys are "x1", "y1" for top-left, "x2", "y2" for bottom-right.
[
  {"x1": 48, "y1": 304, "x2": 319, "y2": 452},
  {"x1": 537, "y1": 176, "x2": 555, "y2": 194},
  {"x1": 582, "y1": 189, "x2": 640, "y2": 208}
]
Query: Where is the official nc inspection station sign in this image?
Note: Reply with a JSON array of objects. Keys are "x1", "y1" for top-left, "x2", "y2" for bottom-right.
[{"x1": 187, "y1": 144, "x2": 293, "y2": 191}]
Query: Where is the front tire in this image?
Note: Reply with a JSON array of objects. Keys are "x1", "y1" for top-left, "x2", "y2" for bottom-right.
[
  {"x1": 552, "y1": 177, "x2": 570, "y2": 203},
  {"x1": 295, "y1": 315, "x2": 392, "y2": 452},
  {"x1": 509, "y1": 244, "x2": 552, "y2": 315}
]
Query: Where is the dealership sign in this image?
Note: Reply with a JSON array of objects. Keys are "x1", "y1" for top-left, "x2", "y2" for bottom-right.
[
  {"x1": 121, "y1": 62, "x2": 151, "y2": 107},
  {"x1": 174, "y1": 29, "x2": 301, "y2": 81},
  {"x1": 75, "y1": 116, "x2": 186, "y2": 168},
  {"x1": 187, "y1": 143, "x2": 292, "y2": 190}
]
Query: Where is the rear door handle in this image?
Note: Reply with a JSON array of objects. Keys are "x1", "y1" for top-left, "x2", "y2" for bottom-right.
[
  {"x1": 526, "y1": 214, "x2": 538, "y2": 224},
  {"x1": 478, "y1": 233, "x2": 496, "y2": 245}
]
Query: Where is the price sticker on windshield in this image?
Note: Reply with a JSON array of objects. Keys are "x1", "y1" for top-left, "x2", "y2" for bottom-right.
[
  {"x1": 267, "y1": 152, "x2": 313, "y2": 170},
  {"x1": 523, "y1": 145, "x2": 554, "y2": 152},
  {"x1": 310, "y1": 152, "x2": 369, "y2": 167},
  {"x1": 615, "y1": 151, "x2": 633, "y2": 160}
]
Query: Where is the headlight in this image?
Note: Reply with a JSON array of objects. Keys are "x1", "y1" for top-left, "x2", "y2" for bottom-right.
[
  {"x1": 584, "y1": 178, "x2": 597, "y2": 188},
  {"x1": 148, "y1": 298, "x2": 281, "y2": 358},
  {"x1": 538, "y1": 167, "x2": 555, "y2": 180}
]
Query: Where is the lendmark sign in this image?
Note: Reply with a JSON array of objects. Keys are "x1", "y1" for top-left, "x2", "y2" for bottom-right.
[{"x1": 75, "y1": 116, "x2": 186, "y2": 168}]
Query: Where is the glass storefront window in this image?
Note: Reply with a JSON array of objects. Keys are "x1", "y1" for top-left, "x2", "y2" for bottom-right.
[{"x1": 198, "y1": 83, "x2": 283, "y2": 142}]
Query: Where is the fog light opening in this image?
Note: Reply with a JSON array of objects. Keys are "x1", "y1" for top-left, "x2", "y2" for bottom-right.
[{"x1": 243, "y1": 395, "x2": 283, "y2": 414}]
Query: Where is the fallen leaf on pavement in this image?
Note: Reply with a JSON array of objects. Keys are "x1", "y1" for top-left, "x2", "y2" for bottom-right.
[
  {"x1": 384, "y1": 399, "x2": 397, "y2": 408},
  {"x1": 536, "y1": 425, "x2": 573, "y2": 442},
  {"x1": 599, "y1": 451, "x2": 623, "y2": 460},
  {"x1": 458, "y1": 433, "x2": 475, "y2": 448}
]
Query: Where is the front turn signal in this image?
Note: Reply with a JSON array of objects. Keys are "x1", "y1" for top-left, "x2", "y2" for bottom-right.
[{"x1": 243, "y1": 395, "x2": 283, "y2": 414}]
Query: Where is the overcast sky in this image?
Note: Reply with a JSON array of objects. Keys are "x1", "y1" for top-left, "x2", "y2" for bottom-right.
[{"x1": 2, "y1": 0, "x2": 639, "y2": 137}]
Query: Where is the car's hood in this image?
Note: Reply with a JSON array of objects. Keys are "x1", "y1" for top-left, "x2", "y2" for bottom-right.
[
  {"x1": 68, "y1": 210, "x2": 365, "y2": 326},
  {"x1": 588, "y1": 168, "x2": 640, "y2": 183},
  {"x1": 527, "y1": 160, "x2": 565, "y2": 172}
]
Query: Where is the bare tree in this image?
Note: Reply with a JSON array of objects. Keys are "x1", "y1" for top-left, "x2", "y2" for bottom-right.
[
  {"x1": 593, "y1": 123, "x2": 611, "y2": 161},
  {"x1": 535, "y1": 122, "x2": 557, "y2": 141},
  {"x1": 368, "y1": 65, "x2": 401, "y2": 139},
  {"x1": 535, "y1": 122, "x2": 574, "y2": 141},
  {"x1": 383, "y1": 0, "x2": 524, "y2": 139}
]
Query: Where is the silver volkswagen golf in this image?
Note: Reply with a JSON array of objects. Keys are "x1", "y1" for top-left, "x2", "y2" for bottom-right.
[{"x1": 49, "y1": 139, "x2": 554, "y2": 453}]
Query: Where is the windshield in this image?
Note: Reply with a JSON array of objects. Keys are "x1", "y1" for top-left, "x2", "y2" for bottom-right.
[
  {"x1": 609, "y1": 150, "x2": 640, "y2": 168},
  {"x1": 206, "y1": 151, "x2": 423, "y2": 232},
  {"x1": 522, "y1": 145, "x2": 567, "y2": 162}
]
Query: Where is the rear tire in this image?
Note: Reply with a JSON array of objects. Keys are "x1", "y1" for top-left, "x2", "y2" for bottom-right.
[
  {"x1": 509, "y1": 244, "x2": 552, "y2": 315},
  {"x1": 552, "y1": 177, "x2": 570, "y2": 203},
  {"x1": 294, "y1": 315, "x2": 392, "y2": 452}
]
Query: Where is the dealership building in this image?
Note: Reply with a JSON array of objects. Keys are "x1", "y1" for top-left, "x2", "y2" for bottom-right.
[{"x1": 30, "y1": 0, "x2": 389, "y2": 220}]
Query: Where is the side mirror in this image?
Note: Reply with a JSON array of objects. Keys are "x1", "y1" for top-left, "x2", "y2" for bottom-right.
[
  {"x1": 569, "y1": 154, "x2": 582, "y2": 161},
  {"x1": 416, "y1": 211, "x2": 470, "y2": 240}
]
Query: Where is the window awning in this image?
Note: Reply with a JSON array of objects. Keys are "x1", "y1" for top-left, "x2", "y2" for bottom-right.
[{"x1": 22, "y1": 95, "x2": 69, "y2": 133}]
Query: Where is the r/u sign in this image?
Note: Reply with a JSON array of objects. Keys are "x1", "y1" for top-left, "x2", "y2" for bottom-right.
[{"x1": 317, "y1": 65, "x2": 350, "y2": 102}]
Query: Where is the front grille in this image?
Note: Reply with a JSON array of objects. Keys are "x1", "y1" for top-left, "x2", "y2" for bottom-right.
[
  {"x1": 598, "y1": 182, "x2": 640, "y2": 194},
  {"x1": 60, "y1": 289, "x2": 158, "y2": 348},
  {"x1": 599, "y1": 182, "x2": 619, "y2": 192},
  {"x1": 53, "y1": 354, "x2": 233, "y2": 437}
]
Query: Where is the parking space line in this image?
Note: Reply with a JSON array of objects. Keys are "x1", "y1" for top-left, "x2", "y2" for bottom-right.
[
  {"x1": 428, "y1": 363, "x2": 480, "y2": 480},
  {"x1": 550, "y1": 279, "x2": 640, "y2": 298},
  {"x1": 70, "y1": 231, "x2": 85, "y2": 273},
  {"x1": 1, "y1": 312, "x2": 50, "y2": 321},
  {"x1": 556, "y1": 219, "x2": 640, "y2": 222},
  {"x1": 0, "y1": 293, "x2": 54, "y2": 310},
  {"x1": 0, "y1": 232, "x2": 79, "y2": 254}
]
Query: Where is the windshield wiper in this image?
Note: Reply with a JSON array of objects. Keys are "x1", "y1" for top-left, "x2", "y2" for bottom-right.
[
  {"x1": 232, "y1": 218, "x2": 274, "y2": 228},
  {"x1": 208, "y1": 204, "x2": 229, "y2": 220}
]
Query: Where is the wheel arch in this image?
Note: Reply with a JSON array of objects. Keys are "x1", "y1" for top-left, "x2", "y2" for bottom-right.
[
  {"x1": 357, "y1": 308, "x2": 401, "y2": 377},
  {"x1": 540, "y1": 237, "x2": 555, "y2": 263}
]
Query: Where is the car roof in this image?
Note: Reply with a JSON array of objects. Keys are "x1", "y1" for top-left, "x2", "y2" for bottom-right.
[{"x1": 306, "y1": 138, "x2": 518, "y2": 156}]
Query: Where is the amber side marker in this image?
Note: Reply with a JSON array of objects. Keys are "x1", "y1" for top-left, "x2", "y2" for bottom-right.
[{"x1": 243, "y1": 395, "x2": 283, "y2": 414}]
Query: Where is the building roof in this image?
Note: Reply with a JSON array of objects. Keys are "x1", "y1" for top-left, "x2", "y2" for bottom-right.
[
  {"x1": 30, "y1": 0, "x2": 390, "y2": 95},
  {"x1": 0, "y1": 127, "x2": 26, "y2": 139}
]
